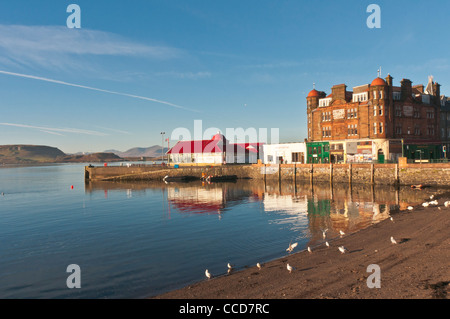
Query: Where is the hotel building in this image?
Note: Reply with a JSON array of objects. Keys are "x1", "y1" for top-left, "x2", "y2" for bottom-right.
[{"x1": 306, "y1": 74, "x2": 446, "y2": 163}]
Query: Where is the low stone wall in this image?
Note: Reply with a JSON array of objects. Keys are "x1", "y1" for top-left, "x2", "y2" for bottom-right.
[{"x1": 85, "y1": 162, "x2": 450, "y2": 186}]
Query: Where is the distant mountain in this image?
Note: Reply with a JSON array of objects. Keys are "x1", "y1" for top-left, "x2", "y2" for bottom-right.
[
  {"x1": 0, "y1": 145, "x2": 124, "y2": 164},
  {"x1": 0, "y1": 145, "x2": 65, "y2": 164},
  {"x1": 106, "y1": 145, "x2": 168, "y2": 158},
  {"x1": 59, "y1": 152, "x2": 122, "y2": 163}
]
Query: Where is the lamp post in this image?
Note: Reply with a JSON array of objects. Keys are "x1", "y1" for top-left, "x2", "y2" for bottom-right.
[{"x1": 160, "y1": 131, "x2": 165, "y2": 164}]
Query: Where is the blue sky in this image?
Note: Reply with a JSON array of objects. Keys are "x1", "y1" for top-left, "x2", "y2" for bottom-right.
[{"x1": 0, "y1": 0, "x2": 449, "y2": 153}]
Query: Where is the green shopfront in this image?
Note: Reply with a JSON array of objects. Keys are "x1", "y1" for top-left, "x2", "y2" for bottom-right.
[{"x1": 307, "y1": 142, "x2": 330, "y2": 164}]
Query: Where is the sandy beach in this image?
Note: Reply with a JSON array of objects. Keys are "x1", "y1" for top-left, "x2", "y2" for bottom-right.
[{"x1": 154, "y1": 191, "x2": 449, "y2": 299}]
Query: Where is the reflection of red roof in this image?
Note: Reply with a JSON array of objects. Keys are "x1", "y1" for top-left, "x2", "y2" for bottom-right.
[{"x1": 170, "y1": 199, "x2": 224, "y2": 214}]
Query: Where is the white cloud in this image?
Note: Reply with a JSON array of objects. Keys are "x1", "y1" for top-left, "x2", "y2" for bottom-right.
[
  {"x1": 0, "y1": 24, "x2": 181, "y2": 70},
  {"x1": 0, "y1": 122, "x2": 108, "y2": 136},
  {"x1": 154, "y1": 71, "x2": 212, "y2": 79}
]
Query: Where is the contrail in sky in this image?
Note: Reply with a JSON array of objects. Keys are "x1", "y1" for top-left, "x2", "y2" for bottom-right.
[{"x1": 0, "y1": 70, "x2": 200, "y2": 113}]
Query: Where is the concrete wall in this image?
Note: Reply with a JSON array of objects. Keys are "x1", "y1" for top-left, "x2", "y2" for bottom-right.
[{"x1": 85, "y1": 162, "x2": 450, "y2": 186}]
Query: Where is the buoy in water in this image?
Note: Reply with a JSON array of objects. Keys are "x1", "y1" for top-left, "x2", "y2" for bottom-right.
[{"x1": 71, "y1": 185, "x2": 74, "y2": 189}]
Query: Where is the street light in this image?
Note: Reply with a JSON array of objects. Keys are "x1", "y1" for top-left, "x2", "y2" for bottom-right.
[{"x1": 160, "y1": 131, "x2": 165, "y2": 164}]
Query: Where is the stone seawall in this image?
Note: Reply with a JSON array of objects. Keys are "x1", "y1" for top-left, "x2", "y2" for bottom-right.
[{"x1": 84, "y1": 163, "x2": 450, "y2": 186}]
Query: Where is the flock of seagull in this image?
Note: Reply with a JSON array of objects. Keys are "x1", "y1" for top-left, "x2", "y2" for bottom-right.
[{"x1": 205, "y1": 194, "x2": 446, "y2": 279}]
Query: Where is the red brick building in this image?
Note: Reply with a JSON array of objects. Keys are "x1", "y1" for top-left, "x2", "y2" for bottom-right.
[{"x1": 306, "y1": 74, "x2": 443, "y2": 163}]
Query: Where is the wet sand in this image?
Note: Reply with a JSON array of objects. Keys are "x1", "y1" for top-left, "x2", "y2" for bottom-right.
[{"x1": 154, "y1": 192, "x2": 449, "y2": 299}]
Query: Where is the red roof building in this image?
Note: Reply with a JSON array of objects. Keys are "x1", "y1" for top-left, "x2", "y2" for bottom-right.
[{"x1": 167, "y1": 134, "x2": 264, "y2": 164}]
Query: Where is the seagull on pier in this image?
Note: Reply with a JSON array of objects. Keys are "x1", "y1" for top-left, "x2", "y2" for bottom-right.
[
  {"x1": 286, "y1": 242, "x2": 298, "y2": 253},
  {"x1": 339, "y1": 230, "x2": 345, "y2": 237},
  {"x1": 205, "y1": 269, "x2": 211, "y2": 279},
  {"x1": 325, "y1": 241, "x2": 330, "y2": 248},
  {"x1": 422, "y1": 202, "x2": 429, "y2": 207},
  {"x1": 338, "y1": 246, "x2": 348, "y2": 254},
  {"x1": 390, "y1": 216, "x2": 394, "y2": 222},
  {"x1": 407, "y1": 206, "x2": 414, "y2": 211},
  {"x1": 321, "y1": 228, "x2": 328, "y2": 239},
  {"x1": 390, "y1": 236, "x2": 398, "y2": 244},
  {"x1": 286, "y1": 263, "x2": 294, "y2": 273},
  {"x1": 444, "y1": 201, "x2": 450, "y2": 207},
  {"x1": 430, "y1": 195, "x2": 434, "y2": 200}
]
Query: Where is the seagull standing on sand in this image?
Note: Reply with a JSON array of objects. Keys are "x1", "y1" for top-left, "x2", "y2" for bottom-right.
[
  {"x1": 407, "y1": 206, "x2": 413, "y2": 210},
  {"x1": 257, "y1": 263, "x2": 262, "y2": 270},
  {"x1": 422, "y1": 202, "x2": 429, "y2": 207},
  {"x1": 339, "y1": 230, "x2": 345, "y2": 237},
  {"x1": 322, "y1": 228, "x2": 328, "y2": 239},
  {"x1": 325, "y1": 241, "x2": 330, "y2": 248},
  {"x1": 308, "y1": 246, "x2": 312, "y2": 254},
  {"x1": 205, "y1": 269, "x2": 211, "y2": 279},
  {"x1": 287, "y1": 263, "x2": 294, "y2": 273},
  {"x1": 390, "y1": 236, "x2": 398, "y2": 244},
  {"x1": 444, "y1": 201, "x2": 450, "y2": 207},
  {"x1": 338, "y1": 246, "x2": 348, "y2": 254}
]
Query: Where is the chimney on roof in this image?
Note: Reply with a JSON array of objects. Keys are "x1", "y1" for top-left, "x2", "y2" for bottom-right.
[
  {"x1": 385, "y1": 74, "x2": 393, "y2": 86},
  {"x1": 331, "y1": 84, "x2": 347, "y2": 101},
  {"x1": 400, "y1": 79, "x2": 412, "y2": 100}
]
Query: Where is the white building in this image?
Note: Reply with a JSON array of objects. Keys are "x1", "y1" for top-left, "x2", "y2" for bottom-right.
[
  {"x1": 263, "y1": 142, "x2": 306, "y2": 164},
  {"x1": 167, "y1": 133, "x2": 264, "y2": 165}
]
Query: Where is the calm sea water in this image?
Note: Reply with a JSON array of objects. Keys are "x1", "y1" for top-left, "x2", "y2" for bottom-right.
[{"x1": 0, "y1": 163, "x2": 431, "y2": 298}]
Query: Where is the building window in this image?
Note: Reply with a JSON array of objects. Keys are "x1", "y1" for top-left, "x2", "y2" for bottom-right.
[
  {"x1": 379, "y1": 104, "x2": 383, "y2": 116},
  {"x1": 379, "y1": 91, "x2": 383, "y2": 99},
  {"x1": 396, "y1": 126, "x2": 402, "y2": 134},
  {"x1": 379, "y1": 122, "x2": 383, "y2": 134},
  {"x1": 374, "y1": 122, "x2": 377, "y2": 135},
  {"x1": 374, "y1": 105, "x2": 377, "y2": 116},
  {"x1": 322, "y1": 127, "x2": 331, "y2": 138},
  {"x1": 347, "y1": 108, "x2": 357, "y2": 119},
  {"x1": 426, "y1": 110, "x2": 435, "y2": 119},
  {"x1": 414, "y1": 108, "x2": 420, "y2": 118},
  {"x1": 415, "y1": 127, "x2": 421, "y2": 136},
  {"x1": 447, "y1": 128, "x2": 450, "y2": 138},
  {"x1": 373, "y1": 91, "x2": 377, "y2": 99},
  {"x1": 292, "y1": 152, "x2": 303, "y2": 163},
  {"x1": 393, "y1": 92, "x2": 401, "y2": 100},
  {"x1": 395, "y1": 105, "x2": 402, "y2": 117}
]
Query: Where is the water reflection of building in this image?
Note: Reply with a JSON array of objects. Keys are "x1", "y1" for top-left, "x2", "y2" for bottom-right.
[
  {"x1": 263, "y1": 194, "x2": 309, "y2": 232},
  {"x1": 167, "y1": 183, "x2": 254, "y2": 214}
]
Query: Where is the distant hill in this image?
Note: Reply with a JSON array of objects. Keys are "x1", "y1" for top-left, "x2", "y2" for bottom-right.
[
  {"x1": 105, "y1": 145, "x2": 168, "y2": 158},
  {"x1": 0, "y1": 145, "x2": 66, "y2": 164},
  {"x1": 0, "y1": 145, "x2": 124, "y2": 164},
  {"x1": 58, "y1": 152, "x2": 122, "y2": 163}
]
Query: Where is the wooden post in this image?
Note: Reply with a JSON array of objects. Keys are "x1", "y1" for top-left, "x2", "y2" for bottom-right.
[
  {"x1": 294, "y1": 163, "x2": 297, "y2": 185},
  {"x1": 329, "y1": 163, "x2": 333, "y2": 185},
  {"x1": 278, "y1": 163, "x2": 282, "y2": 184},
  {"x1": 348, "y1": 163, "x2": 352, "y2": 185},
  {"x1": 370, "y1": 163, "x2": 374, "y2": 185},
  {"x1": 310, "y1": 164, "x2": 314, "y2": 185},
  {"x1": 395, "y1": 163, "x2": 399, "y2": 185}
]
